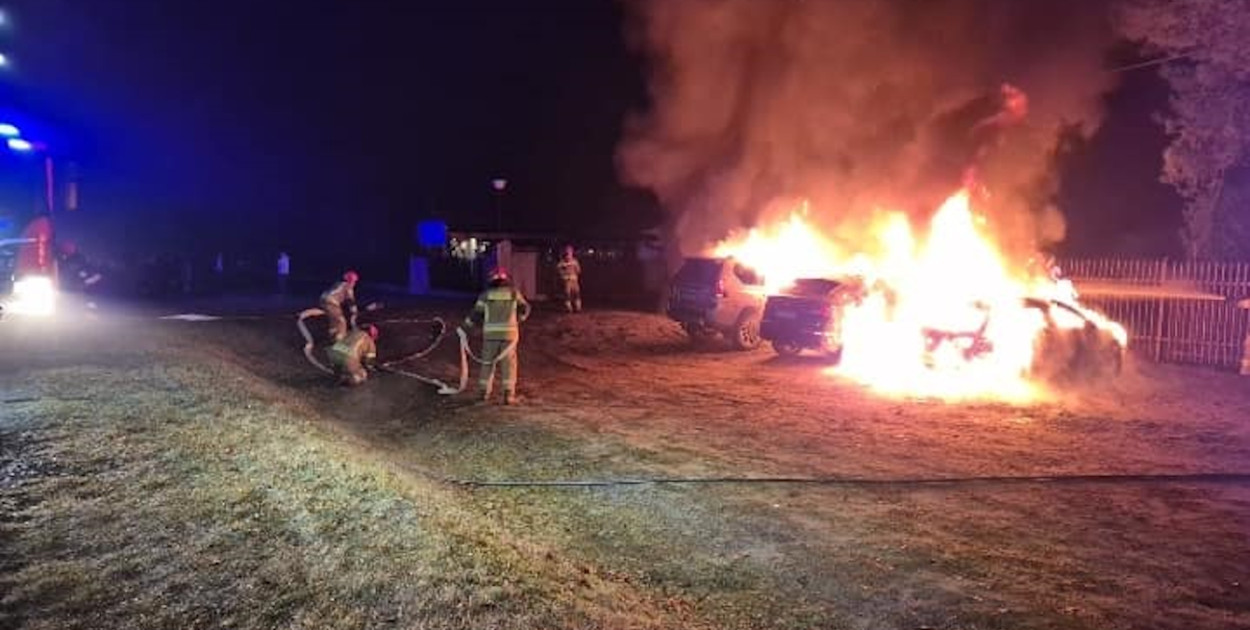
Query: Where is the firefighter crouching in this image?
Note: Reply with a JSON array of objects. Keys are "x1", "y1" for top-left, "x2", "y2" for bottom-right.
[
  {"x1": 328, "y1": 324, "x2": 379, "y2": 386},
  {"x1": 556, "y1": 245, "x2": 582, "y2": 313},
  {"x1": 321, "y1": 270, "x2": 359, "y2": 342},
  {"x1": 463, "y1": 268, "x2": 531, "y2": 404}
]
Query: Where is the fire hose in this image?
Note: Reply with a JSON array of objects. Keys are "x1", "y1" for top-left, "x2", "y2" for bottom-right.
[{"x1": 296, "y1": 308, "x2": 517, "y2": 395}]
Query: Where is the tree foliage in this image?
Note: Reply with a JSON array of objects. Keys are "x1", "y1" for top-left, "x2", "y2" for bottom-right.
[{"x1": 1117, "y1": 0, "x2": 1250, "y2": 258}]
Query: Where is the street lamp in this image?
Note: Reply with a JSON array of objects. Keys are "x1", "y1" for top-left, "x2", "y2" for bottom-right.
[{"x1": 491, "y1": 177, "x2": 507, "y2": 232}]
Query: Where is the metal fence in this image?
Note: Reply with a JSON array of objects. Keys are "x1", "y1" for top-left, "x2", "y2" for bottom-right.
[{"x1": 1060, "y1": 258, "x2": 1250, "y2": 369}]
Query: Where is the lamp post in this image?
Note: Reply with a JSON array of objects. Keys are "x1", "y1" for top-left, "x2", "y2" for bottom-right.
[{"x1": 491, "y1": 177, "x2": 507, "y2": 232}]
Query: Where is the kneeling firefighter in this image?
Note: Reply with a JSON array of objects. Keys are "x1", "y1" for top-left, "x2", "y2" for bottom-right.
[
  {"x1": 321, "y1": 270, "x2": 359, "y2": 342},
  {"x1": 328, "y1": 324, "x2": 379, "y2": 386},
  {"x1": 463, "y1": 267, "x2": 531, "y2": 404}
]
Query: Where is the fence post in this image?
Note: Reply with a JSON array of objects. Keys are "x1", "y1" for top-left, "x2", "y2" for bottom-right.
[
  {"x1": 1239, "y1": 297, "x2": 1250, "y2": 376},
  {"x1": 1153, "y1": 258, "x2": 1167, "y2": 362}
]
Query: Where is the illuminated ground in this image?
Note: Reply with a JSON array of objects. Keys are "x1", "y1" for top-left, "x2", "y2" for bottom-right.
[{"x1": 2, "y1": 301, "x2": 1249, "y2": 629}]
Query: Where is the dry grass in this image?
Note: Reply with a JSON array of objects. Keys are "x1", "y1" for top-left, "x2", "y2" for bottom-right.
[
  {"x1": 4, "y1": 310, "x2": 1250, "y2": 629},
  {"x1": 0, "y1": 355, "x2": 695, "y2": 629}
]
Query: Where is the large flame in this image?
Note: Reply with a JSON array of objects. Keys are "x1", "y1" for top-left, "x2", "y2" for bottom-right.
[{"x1": 711, "y1": 189, "x2": 1126, "y2": 402}]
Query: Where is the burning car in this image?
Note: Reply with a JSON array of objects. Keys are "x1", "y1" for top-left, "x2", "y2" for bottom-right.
[
  {"x1": 759, "y1": 277, "x2": 863, "y2": 358},
  {"x1": 667, "y1": 256, "x2": 766, "y2": 350},
  {"x1": 1025, "y1": 297, "x2": 1126, "y2": 380},
  {"x1": 921, "y1": 296, "x2": 1126, "y2": 380}
]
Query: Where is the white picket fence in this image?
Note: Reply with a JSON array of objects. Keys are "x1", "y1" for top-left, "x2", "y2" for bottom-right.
[{"x1": 1060, "y1": 258, "x2": 1250, "y2": 369}]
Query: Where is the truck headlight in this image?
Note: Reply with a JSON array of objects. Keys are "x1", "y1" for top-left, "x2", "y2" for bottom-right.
[{"x1": 10, "y1": 275, "x2": 57, "y2": 316}]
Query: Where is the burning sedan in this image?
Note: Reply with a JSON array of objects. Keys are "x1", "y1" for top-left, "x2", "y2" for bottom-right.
[{"x1": 759, "y1": 277, "x2": 864, "y2": 359}]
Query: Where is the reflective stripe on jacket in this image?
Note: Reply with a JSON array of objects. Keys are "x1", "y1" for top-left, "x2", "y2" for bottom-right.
[
  {"x1": 556, "y1": 258, "x2": 581, "y2": 281},
  {"x1": 469, "y1": 286, "x2": 531, "y2": 340},
  {"x1": 321, "y1": 281, "x2": 355, "y2": 307},
  {"x1": 328, "y1": 329, "x2": 376, "y2": 367}
]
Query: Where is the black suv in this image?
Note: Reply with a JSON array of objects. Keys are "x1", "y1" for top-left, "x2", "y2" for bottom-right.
[
  {"x1": 760, "y1": 278, "x2": 861, "y2": 358},
  {"x1": 667, "y1": 257, "x2": 766, "y2": 350}
]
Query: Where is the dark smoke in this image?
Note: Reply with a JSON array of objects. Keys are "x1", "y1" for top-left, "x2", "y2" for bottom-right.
[{"x1": 617, "y1": 0, "x2": 1117, "y2": 263}]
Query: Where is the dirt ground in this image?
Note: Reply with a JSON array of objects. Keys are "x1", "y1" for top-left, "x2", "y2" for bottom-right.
[{"x1": 2, "y1": 299, "x2": 1249, "y2": 629}]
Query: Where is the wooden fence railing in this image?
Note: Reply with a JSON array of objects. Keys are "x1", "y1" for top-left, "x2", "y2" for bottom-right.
[{"x1": 1059, "y1": 258, "x2": 1250, "y2": 369}]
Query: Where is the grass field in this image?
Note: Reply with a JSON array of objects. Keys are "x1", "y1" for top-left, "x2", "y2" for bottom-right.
[{"x1": 3, "y1": 307, "x2": 1249, "y2": 629}]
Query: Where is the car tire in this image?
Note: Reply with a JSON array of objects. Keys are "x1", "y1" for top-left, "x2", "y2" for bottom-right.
[
  {"x1": 681, "y1": 322, "x2": 711, "y2": 343},
  {"x1": 772, "y1": 341, "x2": 802, "y2": 357},
  {"x1": 823, "y1": 345, "x2": 844, "y2": 364},
  {"x1": 731, "y1": 312, "x2": 762, "y2": 351}
]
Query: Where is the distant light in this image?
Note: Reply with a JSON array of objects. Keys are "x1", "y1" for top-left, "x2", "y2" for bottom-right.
[
  {"x1": 491, "y1": 178, "x2": 508, "y2": 192},
  {"x1": 6, "y1": 138, "x2": 32, "y2": 151},
  {"x1": 0, "y1": 123, "x2": 19, "y2": 137},
  {"x1": 0, "y1": 10, "x2": 8, "y2": 27},
  {"x1": 0, "y1": 53, "x2": 9, "y2": 67}
]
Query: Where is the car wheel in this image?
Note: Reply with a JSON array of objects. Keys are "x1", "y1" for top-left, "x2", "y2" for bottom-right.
[
  {"x1": 772, "y1": 341, "x2": 801, "y2": 357},
  {"x1": 732, "y1": 313, "x2": 762, "y2": 351},
  {"x1": 823, "y1": 344, "x2": 844, "y2": 364},
  {"x1": 681, "y1": 322, "x2": 711, "y2": 343}
]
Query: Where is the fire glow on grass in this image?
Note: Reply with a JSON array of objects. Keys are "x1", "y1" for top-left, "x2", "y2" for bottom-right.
[{"x1": 711, "y1": 188, "x2": 1127, "y2": 402}]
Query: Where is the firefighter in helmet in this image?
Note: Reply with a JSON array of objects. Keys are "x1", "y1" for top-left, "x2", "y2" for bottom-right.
[
  {"x1": 463, "y1": 267, "x2": 531, "y2": 404},
  {"x1": 556, "y1": 245, "x2": 583, "y2": 313},
  {"x1": 328, "y1": 324, "x2": 379, "y2": 386},
  {"x1": 321, "y1": 270, "x2": 359, "y2": 342}
]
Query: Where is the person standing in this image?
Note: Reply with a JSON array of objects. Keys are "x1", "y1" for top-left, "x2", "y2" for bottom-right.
[
  {"x1": 555, "y1": 245, "x2": 582, "y2": 313},
  {"x1": 462, "y1": 267, "x2": 531, "y2": 404},
  {"x1": 277, "y1": 252, "x2": 291, "y2": 295}
]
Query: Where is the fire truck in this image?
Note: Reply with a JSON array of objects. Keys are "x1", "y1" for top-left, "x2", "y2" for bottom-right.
[{"x1": 1, "y1": 213, "x2": 58, "y2": 316}]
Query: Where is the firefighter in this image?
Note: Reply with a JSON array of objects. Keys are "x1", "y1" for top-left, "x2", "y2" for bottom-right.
[
  {"x1": 327, "y1": 324, "x2": 379, "y2": 386},
  {"x1": 556, "y1": 245, "x2": 582, "y2": 313},
  {"x1": 320, "y1": 270, "x2": 359, "y2": 342},
  {"x1": 463, "y1": 267, "x2": 531, "y2": 404}
]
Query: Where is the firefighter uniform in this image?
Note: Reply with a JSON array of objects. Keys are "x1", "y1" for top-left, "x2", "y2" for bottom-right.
[
  {"x1": 464, "y1": 276, "x2": 531, "y2": 403},
  {"x1": 320, "y1": 276, "x2": 357, "y2": 341},
  {"x1": 327, "y1": 327, "x2": 377, "y2": 386},
  {"x1": 556, "y1": 251, "x2": 582, "y2": 313}
]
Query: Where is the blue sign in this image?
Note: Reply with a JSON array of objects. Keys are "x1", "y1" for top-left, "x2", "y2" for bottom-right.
[{"x1": 417, "y1": 220, "x2": 448, "y2": 248}]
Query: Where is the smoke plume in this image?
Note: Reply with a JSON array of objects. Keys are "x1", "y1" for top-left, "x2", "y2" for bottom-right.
[{"x1": 617, "y1": 0, "x2": 1117, "y2": 261}]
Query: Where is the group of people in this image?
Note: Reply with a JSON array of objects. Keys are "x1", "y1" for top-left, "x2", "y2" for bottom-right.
[{"x1": 317, "y1": 245, "x2": 584, "y2": 405}]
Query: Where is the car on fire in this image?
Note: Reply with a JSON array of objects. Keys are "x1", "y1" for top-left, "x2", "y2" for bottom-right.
[
  {"x1": 667, "y1": 256, "x2": 767, "y2": 350},
  {"x1": 921, "y1": 296, "x2": 1126, "y2": 379},
  {"x1": 759, "y1": 277, "x2": 864, "y2": 358}
]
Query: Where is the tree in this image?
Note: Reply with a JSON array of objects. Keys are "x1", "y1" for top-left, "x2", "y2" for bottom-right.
[{"x1": 1117, "y1": 0, "x2": 1250, "y2": 258}]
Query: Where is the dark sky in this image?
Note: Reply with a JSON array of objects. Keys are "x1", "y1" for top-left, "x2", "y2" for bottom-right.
[
  {"x1": 0, "y1": 0, "x2": 1184, "y2": 267},
  {"x1": 2, "y1": 0, "x2": 656, "y2": 263}
]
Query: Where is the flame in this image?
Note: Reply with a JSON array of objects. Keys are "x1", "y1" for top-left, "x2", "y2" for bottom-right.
[{"x1": 710, "y1": 189, "x2": 1126, "y2": 402}]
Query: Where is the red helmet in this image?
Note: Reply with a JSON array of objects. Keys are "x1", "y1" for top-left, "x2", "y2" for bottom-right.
[
  {"x1": 489, "y1": 267, "x2": 509, "y2": 281},
  {"x1": 366, "y1": 324, "x2": 379, "y2": 340},
  {"x1": 563, "y1": 245, "x2": 575, "y2": 256},
  {"x1": 343, "y1": 270, "x2": 360, "y2": 283}
]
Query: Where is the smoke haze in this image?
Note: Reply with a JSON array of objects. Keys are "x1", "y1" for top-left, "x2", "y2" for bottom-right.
[{"x1": 617, "y1": 0, "x2": 1118, "y2": 261}]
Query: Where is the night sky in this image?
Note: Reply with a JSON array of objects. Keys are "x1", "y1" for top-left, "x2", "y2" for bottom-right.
[{"x1": 0, "y1": 0, "x2": 1183, "y2": 270}]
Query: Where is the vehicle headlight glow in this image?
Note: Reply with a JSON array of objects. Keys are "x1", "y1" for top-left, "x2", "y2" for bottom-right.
[{"x1": 10, "y1": 275, "x2": 57, "y2": 316}]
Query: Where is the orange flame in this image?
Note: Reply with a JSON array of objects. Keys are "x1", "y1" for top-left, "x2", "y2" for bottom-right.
[{"x1": 710, "y1": 189, "x2": 1126, "y2": 402}]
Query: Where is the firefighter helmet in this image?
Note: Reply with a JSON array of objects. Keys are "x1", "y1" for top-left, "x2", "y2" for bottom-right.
[
  {"x1": 366, "y1": 324, "x2": 379, "y2": 340},
  {"x1": 343, "y1": 270, "x2": 360, "y2": 283},
  {"x1": 488, "y1": 267, "x2": 509, "y2": 282}
]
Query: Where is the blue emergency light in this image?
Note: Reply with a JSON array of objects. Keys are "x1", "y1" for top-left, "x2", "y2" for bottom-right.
[{"x1": 417, "y1": 220, "x2": 448, "y2": 248}]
